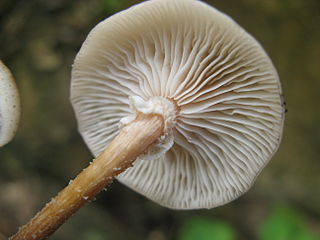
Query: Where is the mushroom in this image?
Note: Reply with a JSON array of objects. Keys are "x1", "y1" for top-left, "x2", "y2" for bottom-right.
[
  {"x1": 0, "y1": 61, "x2": 20, "y2": 147},
  {"x1": 10, "y1": 0, "x2": 284, "y2": 239}
]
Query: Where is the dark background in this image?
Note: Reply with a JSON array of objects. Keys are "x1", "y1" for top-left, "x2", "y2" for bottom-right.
[{"x1": 0, "y1": 0, "x2": 319, "y2": 239}]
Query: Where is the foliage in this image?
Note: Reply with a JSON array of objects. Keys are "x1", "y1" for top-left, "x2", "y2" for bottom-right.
[
  {"x1": 259, "y1": 205, "x2": 319, "y2": 240},
  {"x1": 177, "y1": 218, "x2": 235, "y2": 240},
  {"x1": 178, "y1": 205, "x2": 320, "y2": 240}
]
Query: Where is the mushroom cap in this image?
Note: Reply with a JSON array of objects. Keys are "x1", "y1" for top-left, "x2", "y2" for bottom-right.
[
  {"x1": 0, "y1": 61, "x2": 21, "y2": 147},
  {"x1": 71, "y1": 0, "x2": 285, "y2": 209}
]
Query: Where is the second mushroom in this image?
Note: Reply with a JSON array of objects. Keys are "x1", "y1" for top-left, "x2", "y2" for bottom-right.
[{"x1": 10, "y1": 1, "x2": 285, "y2": 240}]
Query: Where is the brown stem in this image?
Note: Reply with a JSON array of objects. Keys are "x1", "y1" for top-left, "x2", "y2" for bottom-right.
[{"x1": 10, "y1": 113, "x2": 164, "y2": 240}]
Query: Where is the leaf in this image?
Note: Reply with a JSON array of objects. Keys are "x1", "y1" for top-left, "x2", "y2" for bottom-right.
[
  {"x1": 178, "y1": 217, "x2": 236, "y2": 240},
  {"x1": 259, "y1": 205, "x2": 319, "y2": 240}
]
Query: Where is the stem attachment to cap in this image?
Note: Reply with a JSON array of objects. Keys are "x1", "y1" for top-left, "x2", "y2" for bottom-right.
[{"x1": 120, "y1": 96, "x2": 178, "y2": 161}]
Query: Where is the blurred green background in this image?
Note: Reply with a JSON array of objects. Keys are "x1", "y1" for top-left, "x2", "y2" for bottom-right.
[{"x1": 0, "y1": 0, "x2": 319, "y2": 239}]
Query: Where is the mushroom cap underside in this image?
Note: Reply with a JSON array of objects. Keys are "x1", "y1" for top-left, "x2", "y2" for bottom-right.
[{"x1": 71, "y1": 0, "x2": 285, "y2": 209}]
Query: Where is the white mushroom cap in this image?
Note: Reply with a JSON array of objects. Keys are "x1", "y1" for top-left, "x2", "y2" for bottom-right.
[
  {"x1": 71, "y1": 0, "x2": 284, "y2": 209},
  {"x1": 0, "y1": 61, "x2": 21, "y2": 147}
]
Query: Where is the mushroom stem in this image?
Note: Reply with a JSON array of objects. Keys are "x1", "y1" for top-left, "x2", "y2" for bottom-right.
[{"x1": 10, "y1": 113, "x2": 164, "y2": 240}]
